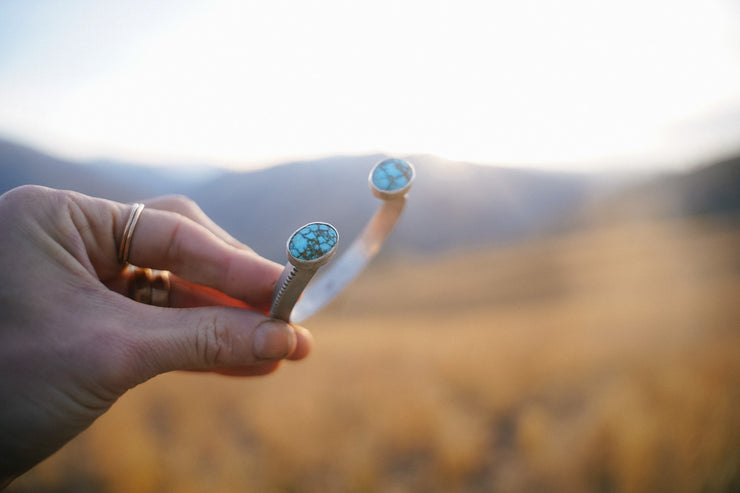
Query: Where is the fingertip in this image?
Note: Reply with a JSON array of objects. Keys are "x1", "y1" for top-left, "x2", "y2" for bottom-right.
[
  {"x1": 287, "y1": 324, "x2": 313, "y2": 361},
  {"x1": 252, "y1": 319, "x2": 297, "y2": 360}
]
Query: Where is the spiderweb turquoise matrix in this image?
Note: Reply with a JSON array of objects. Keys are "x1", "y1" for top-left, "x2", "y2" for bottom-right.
[
  {"x1": 288, "y1": 223, "x2": 338, "y2": 261},
  {"x1": 371, "y1": 158, "x2": 414, "y2": 192}
]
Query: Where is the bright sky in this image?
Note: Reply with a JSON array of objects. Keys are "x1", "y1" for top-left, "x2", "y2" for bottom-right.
[{"x1": 1, "y1": 0, "x2": 739, "y2": 171}]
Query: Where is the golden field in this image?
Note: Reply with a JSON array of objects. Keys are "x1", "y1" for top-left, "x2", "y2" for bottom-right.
[{"x1": 8, "y1": 216, "x2": 740, "y2": 492}]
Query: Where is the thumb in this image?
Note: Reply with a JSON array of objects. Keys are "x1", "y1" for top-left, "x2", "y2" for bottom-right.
[{"x1": 126, "y1": 305, "x2": 299, "y2": 378}]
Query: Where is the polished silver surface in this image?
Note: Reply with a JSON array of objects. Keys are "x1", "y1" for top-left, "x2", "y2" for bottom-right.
[{"x1": 269, "y1": 158, "x2": 415, "y2": 323}]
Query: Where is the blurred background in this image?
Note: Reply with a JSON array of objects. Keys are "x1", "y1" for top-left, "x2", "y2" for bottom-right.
[{"x1": 2, "y1": 1, "x2": 740, "y2": 492}]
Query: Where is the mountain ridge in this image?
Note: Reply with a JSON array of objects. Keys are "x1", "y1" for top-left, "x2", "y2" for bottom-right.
[{"x1": 2, "y1": 138, "x2": 738, "y2": 261}]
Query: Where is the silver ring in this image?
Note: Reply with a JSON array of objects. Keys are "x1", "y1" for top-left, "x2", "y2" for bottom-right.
[
  {"x1": 270, "y1": 158, "x2": 415, "y2": 323},
  {"x1": 126, "y1": 265, "x2": 172, "y2": 307},
  {"x1": 118, "y1": 203, "x2": 145, "y2": 264}
]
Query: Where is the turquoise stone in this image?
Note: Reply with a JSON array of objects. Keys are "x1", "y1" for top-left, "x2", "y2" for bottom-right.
[
  {"x1": 372, "y1": 158, "x2": 414, "y2": 192},
  {"x1": 289, "y1": 223, "x2": 338, "y2": 261}
]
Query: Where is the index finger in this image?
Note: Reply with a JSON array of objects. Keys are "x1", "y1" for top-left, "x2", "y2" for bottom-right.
[{"x1": 122, "y1": 206, "x2": 281, "y2": 311}]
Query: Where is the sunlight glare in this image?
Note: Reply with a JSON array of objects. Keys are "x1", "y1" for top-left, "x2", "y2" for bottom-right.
[{"x1": 0, "y1": 0, "x2": 738, "y2": 170}]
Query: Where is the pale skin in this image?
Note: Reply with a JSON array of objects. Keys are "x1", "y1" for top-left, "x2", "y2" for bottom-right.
[{"x1": 0, "y1": 185, "x2": 313, "y2": 488}]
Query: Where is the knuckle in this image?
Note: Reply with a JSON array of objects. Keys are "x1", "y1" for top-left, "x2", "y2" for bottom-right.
[
  {"x1": 163, "y1": 219, "x2": 185, "y2": 266},
  {"x1": 0, "y1": 186, "x2": 78, "y2": 232},
  {"x1": 165, "y1": 194, "x2": 202, "y2": 216},
  {"x1": 194, "y1": 314, "x2": 232, "y2": 366},
  {"x1": 1, "y1": 184, "x2": 51, "y2": 209}
]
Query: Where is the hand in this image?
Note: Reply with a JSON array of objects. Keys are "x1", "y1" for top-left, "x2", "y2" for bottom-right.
[{"x1": 0, "y1": 186, "x2": 313, "y2": 487}]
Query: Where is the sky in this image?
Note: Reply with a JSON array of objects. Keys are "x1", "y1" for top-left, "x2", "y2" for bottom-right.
[{"x1": 1, "y1": 0, "x2": 740, "y2": 172}]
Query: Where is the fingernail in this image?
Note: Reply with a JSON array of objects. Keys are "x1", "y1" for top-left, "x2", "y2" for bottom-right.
[{"x1": 253, "y1": 320, "x2": 296, "y2": 360}]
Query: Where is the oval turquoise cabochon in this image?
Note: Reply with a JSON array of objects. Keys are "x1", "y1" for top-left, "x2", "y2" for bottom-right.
[
  {"x1": 371, "y1": 158, "x2": 414, "y2": 192},
  {"x1": 289, "y1": 222, "x2": 338, "y2": 261}
]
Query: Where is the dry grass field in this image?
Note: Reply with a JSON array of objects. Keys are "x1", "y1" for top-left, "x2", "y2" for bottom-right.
[{"x1": 8, "y1": 216, "x2": 740, "y2": 492}]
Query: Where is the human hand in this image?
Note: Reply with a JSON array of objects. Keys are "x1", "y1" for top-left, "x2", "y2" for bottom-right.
[{"x1": 0, "y1": 186, "x2": 313, "y2": 487}]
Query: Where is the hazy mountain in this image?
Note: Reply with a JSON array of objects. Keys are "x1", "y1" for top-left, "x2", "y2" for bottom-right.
[
  {"x1": 0, "y1": 139, "x2": 220, "y2": 201},
  {"x1": 188, "y1": 154, "x2": 602, "y2": 259},
  {"x1": 2, "y1": 137, "x2": 738, "y2": 262},
  {"x1": 678, "y1": 154, "x2": 740, "y2": 216},
  {"x1": 579, "y1": 152, "x2": 740, "y2": 226}
]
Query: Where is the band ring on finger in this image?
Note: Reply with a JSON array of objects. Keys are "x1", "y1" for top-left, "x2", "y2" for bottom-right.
[
  {"x1": 118, "y1": 202, "x2": 145, "y2": 264},
  {"x1": 126, "y1": 265, "x2": 171, "y2": 307}
]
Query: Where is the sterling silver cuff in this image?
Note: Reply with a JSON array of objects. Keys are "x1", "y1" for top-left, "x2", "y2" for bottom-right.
[{"x1": 269, "y1": 158, "x2": 415, "y2": 323}]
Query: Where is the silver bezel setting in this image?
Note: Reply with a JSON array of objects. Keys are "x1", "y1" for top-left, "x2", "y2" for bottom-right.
[{"x1": 285, "y1": 222, "x2": 338, "y2": 269}]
